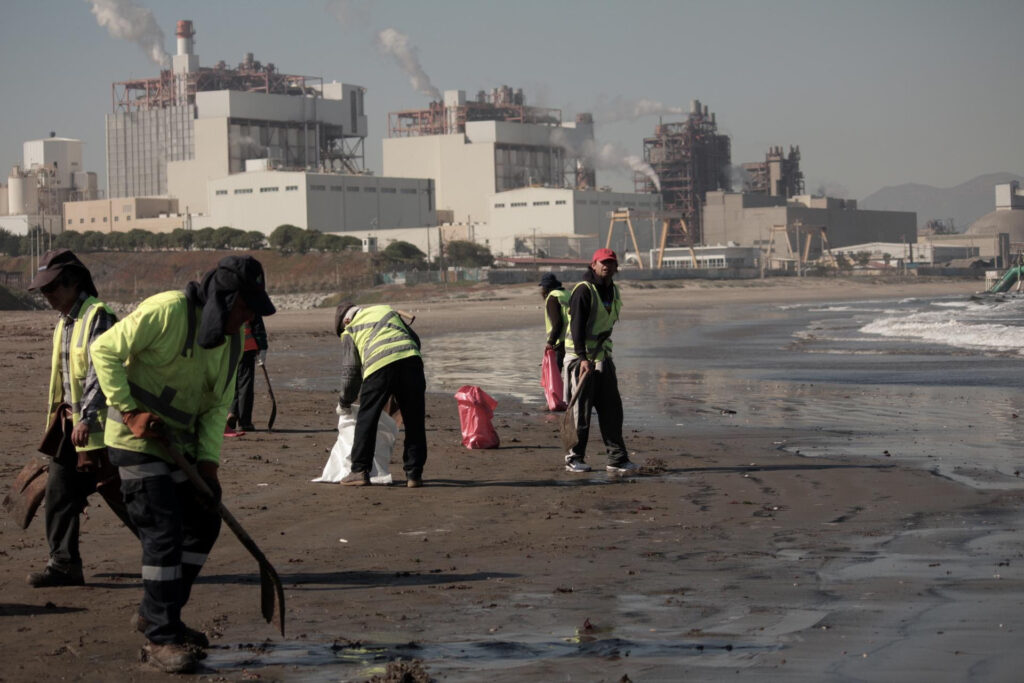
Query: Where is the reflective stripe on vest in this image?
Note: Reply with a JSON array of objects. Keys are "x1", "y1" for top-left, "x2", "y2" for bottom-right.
[
  {"x1": 46, "y1": 297, "x2": 114, "y2": 450},
  {"x1": 345, "y1": 306, "x2": 420, "y2": 378},
  {"x1": 569, "y1": 281, "x2": 621, "y2": 362}
]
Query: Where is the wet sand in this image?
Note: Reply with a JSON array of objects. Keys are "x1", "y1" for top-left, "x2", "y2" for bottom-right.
[{"x1": 2, "y1": 277, "x2": 1023, "y2": 681}]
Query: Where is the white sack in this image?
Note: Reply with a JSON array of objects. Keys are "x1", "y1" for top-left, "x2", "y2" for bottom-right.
[{"x1": 312, "y1": 411, "x2": 397, "y2": 485}]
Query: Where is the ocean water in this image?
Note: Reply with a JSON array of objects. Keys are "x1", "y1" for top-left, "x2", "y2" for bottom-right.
[{"x1": 424, "y1": 291, "x2": 1024, "y2": 490}]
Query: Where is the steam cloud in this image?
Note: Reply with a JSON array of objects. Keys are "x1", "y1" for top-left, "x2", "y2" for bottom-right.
[
  {"x1": 591, "y1": 95, "x2": 686, "y2": 123},
  {"x1": 85, "y1": 0, "x2": 168, "y2": 68},
  {"x1": 375, "y1": 28, "x2": 441, "y2": 100},
  {"x1": 326, "y1": 0, "x2": 371, "y2": 29},
  {"x1": 551, "y1": 129, "x2": 661, "y2": 192}
]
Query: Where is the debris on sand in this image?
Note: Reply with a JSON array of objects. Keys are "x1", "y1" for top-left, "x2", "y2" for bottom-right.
[
  {"x1": 364, "y1": 658, "x2": 433, "y2": 683},
  {"x1": 639, "y1": 457, "x2": 667, "y2": 474}
]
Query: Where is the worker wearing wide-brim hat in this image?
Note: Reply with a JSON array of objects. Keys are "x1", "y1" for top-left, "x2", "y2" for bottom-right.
[
  {"x1": 91, "y1": 255, "x2": 275, "y2": 674},
  {"x1": 23, "y1": 249, "x2": 135, "y2": 588}
]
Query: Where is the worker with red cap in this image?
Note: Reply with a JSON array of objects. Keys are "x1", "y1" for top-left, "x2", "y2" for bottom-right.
[{"x1": 563, "y1": 248, "x2": 636, "y2": 474}]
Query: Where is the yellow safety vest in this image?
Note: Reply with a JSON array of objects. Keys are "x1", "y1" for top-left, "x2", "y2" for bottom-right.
[
  {"x1": 544, "y1": 289, "x2": 570, "y2": 348},
  {"x1": 343, "y1": 305, "x2": 420, "y2": 379},
  {"x1": 91, "y1": 291, "x2": 242, "y2": 465},
  {"x1": 46, "y1": 295, "x2": 115, "y2": 452},
  {"x1": 569, "y1": 280, "x2": 622, "y2": 362}
]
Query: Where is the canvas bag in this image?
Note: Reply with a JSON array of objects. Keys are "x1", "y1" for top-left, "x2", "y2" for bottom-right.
[{"x1": 313, "y1": 411, "x2": 397, "y2": 484}]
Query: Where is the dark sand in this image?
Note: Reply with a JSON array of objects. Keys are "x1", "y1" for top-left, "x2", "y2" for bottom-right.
[{"x1": 2, "y1": 277, "x2": 1022, "y2": 681}]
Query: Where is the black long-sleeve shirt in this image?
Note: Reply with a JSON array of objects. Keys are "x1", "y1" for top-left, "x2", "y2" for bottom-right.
[{"x1": 569, "y1": 269, "x2": 617, "y2": 359}]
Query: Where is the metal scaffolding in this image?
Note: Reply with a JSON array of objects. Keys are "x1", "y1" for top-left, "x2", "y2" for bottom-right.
[
  {"x1": 387, "y1": 85, "x2": 562, "y2": 137},
  {"x1": 741, "y1": 145, "x2": 804, "y2": 198},
  {"x1": 634, "y1": 99, "x2": 732, "y2": 246},
  {"x1": 112, "y1": 59, "x2": 322, "y2": 114}
]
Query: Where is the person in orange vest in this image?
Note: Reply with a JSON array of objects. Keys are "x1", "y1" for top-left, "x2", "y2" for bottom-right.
[{"x1": 226, "y1": 314, "x2": 267, "y2": 436}]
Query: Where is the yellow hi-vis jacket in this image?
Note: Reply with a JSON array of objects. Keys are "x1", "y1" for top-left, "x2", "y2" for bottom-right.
[
  {"x1": 338, "y1": 305, "x2": 420, "y2": 406},
  {"x1": 46, "y1": 295, "x2": 116, "y2": 452},
  {"x1": 544, "y1": 289, "x2": 570, "y2": 348},
  {"x1": 91, "y1": 291, "x2": 242, "y2": 465},
  {"x1": 568, "y1": 280, "x2": 622, "y2": 362}
]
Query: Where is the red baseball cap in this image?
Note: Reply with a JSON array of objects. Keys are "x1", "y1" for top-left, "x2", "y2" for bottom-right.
[{"x1": 591, "y1": 248, "x2": 618, "y2": 264}]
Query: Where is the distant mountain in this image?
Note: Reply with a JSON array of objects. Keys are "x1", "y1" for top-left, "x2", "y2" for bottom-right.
[{"x1": 860, "y1": 172, "x2": 1024, "y2": 231}]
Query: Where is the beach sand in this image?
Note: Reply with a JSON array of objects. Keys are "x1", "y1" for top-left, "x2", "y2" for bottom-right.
[{"x1": 2, "y1": 276, "x2": 1022, "y2": 681}]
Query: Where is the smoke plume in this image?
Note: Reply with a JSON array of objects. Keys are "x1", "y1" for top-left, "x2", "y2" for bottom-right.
[
  {"x1": 85, "y1": 0, "x2": 168, "y2": 68},
  {"x1": 375, "y1": 28, "x2": 441, "y2": 100},
  {"x1": 326, "y1": 0, "x2": 371, "y2": 29},
  {"x1": 551, "y1": 129, "x2": 661, "y2": 193},
  {"x1": 591, "y1": 95, "x2": 686, "y2": 123}
]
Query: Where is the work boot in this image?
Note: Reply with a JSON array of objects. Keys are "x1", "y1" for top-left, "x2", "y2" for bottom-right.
[
  {"x1": 340, "y1": 471, "x2": 369, "y2": 486},
  {"x1": 240, "y1": 423, "x2": 256, "y2": 432},
  {"x1": 131, "y1": 613, "x2": 210, "y2": 649},
  {"x1": 26, "y1": 565, "x2": 84, "y2": 587},
  {"x1": 142, "y1": 642, "x2": 198, "y2": 674}
]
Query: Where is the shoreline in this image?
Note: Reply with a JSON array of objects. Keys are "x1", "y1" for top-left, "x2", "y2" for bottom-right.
[{"x1": 1, "y1": 276, "x2": 1020, "y2": 681}]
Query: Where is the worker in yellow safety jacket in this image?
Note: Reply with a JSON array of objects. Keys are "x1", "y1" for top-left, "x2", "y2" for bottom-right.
[
  {"x1": 334, "y1": 303, "x2": 427, "y2": 488},
  {"x1": 91, "y1": 255, "x2": 275, "y2": 674},
  {"x1": 539, "y1": 272, "x2": 570, "y2": 369},
  {"x1": 563, "y1": 248, "x2": 636, "y2": 475},
  {"x1": 25, "y1": 249, "x2": 134, "y2": 588}
]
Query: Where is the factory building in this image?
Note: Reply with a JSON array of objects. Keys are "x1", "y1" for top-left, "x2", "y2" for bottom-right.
[
  {"x1": 920, "y1": 182, "x2": 1024, "y2": 267},
  {"x1": 483, "y1": 187, "x2": 661, "y2": 259},
  {"x1": 634, "y1": 100, "x2": 733, "y2": 246},
  {"x1": 67, "y1": 19, "x2": 434, "y2": 235},
  {"x1": 741, "y1": 146, "x2": 805, "y2": 198},
  {"x1": 702, "y1": 191, "x2": 917, "y2": 261},
  {"x1": 0, "y1": 135, "x2": 98, "y2": 236},
  {"x1": 380, "y1": 86, "x2": 658, "y2": 257},
  {"x1": 207, "y1": 163, "x2": 433, "y2": 233}
]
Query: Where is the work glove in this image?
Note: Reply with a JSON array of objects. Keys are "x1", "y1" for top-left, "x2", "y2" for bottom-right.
[
  {"x1": 257, "y1": 349, "x2": 267, "y2": 366},
  {"x1": 196, "y1": 461, "x2": 222, "y2": 507},
  {"x1": 121, "y1": 410, "x2": 163, "y2": 439}
]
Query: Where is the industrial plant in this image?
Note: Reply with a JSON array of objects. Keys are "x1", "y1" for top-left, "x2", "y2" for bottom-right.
[{"x1": 0, "y1": 17, "x2": 929, "y2": 269}]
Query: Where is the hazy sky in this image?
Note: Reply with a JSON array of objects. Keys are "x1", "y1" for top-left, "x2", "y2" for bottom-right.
[{"x1": 1, "y1": 0, "x2": 1020, "y2": 201}]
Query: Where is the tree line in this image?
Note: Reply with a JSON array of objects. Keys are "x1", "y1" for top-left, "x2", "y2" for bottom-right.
[{"x1": 0, "y1": 224, "x2": 495, "y2": 268}]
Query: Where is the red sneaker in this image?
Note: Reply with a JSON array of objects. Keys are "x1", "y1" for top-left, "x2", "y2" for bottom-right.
[{"x1": 223, "y1": 427, "x2": 245, "y2": 438}]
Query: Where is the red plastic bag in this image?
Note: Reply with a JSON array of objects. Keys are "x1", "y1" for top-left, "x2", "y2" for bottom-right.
[
  {"x1": 541, "y1": 348, "x2": 567, "y2": 411},
  {"x1": 454, "y1": 385, "x2": 500, "y2": 449}
]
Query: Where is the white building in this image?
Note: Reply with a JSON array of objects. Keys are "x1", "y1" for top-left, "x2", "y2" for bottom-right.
[
  {"x1": 84, "y1": 18, "x2": 433, "y2": 236},
  {"x1": 482, "y1": 187, "x2": 662, "y2": 258},
  {"x1": 1, "y1": 136, "x2": 98, "y2": 236},
  {"x1": 205, "y1": 166, "x2": 433, "y2": 233},
  {"x1": 380, "y1": 88, "x2": 659, "y2": 257}
]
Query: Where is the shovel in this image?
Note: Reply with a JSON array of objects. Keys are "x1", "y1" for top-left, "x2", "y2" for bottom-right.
[
  {"x1": 259, "y1": 362, "x2": 277, "y2": 431},
  {"x1": 160, "y1": 441, "x2": 286, "y2": 636}
]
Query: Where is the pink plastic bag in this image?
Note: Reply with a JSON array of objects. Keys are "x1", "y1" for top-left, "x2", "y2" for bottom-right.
[
  {"x1": 541, "y1": 348, "x2": 567, "y2": 411},
  {"x1": 454, "y1": 385, "x2": 500, "y2": 449}
]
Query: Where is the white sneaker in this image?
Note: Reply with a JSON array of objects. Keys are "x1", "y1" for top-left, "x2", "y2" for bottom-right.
[
  {"x1": 565, "y1": 458, "x2": 591, "y2": 473},
  {"x1": 606, "y1": 461, "x2": 639, "y2": 474}
]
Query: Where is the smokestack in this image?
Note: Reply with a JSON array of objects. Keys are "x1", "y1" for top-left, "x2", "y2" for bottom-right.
[{"x1": 176, "y1": 20, "x2": 194, "y2": 56}]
